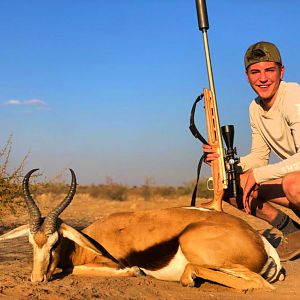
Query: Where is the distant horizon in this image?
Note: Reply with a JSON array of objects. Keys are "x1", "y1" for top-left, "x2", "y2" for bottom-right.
[{"x1": 1, "y1": 1, "x2": 299, "y2": 185}]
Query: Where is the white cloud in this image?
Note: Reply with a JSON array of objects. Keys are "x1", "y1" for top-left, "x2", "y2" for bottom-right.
[
  {"x1": 24, "y1": 99, "x2": 46, "y2": 106},
  {"x1": 5, "y1": 99, "x2": 22, "y2": 105},
  {"x1": 5, "y1": 98, "x2": 47, "y2": 107}
]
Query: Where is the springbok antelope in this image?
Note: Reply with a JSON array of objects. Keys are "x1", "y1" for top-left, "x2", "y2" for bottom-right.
[{"x1": 0, "y1": 169, "x2": 285, "y2": 290}]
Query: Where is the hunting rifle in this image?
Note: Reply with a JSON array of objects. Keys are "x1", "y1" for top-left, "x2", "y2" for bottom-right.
[{"x1": 190, "y1": 0, "x2": 239, "y2": 211}]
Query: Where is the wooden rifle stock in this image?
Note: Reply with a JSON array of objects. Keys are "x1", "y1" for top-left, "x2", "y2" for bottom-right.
[{"x1": 202, "y1": 89, "x2": 227, "y2": 212}]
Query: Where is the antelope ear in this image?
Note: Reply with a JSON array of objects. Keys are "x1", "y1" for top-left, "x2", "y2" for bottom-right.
[
  {"x1": 59, "y1": 223, "x2": 103, "y2": 256},
  {"x1": 0, "y1": 224, "x2": 30, "y2": 240}
]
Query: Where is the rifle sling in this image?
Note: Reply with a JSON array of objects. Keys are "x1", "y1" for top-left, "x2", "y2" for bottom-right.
[
  {"x1": 189, "y1": 94, "x2": 208, "y2": 207},
  {"x1": 190, "y1": 153, "x2": 206, "y2": 207},
  {"x1": 189, "y1": 94, "x2": 208, "y2": 144}
]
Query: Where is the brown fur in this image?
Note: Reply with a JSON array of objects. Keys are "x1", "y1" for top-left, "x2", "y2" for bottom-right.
[
  {"x1": 77, "y1": 208, "x2": 267, "y2": 273},
  {"x1": 33, "y1": 231, "x2": 48, "y2": 248}
]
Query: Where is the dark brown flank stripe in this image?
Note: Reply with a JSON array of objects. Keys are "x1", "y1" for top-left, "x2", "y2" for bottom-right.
[{"x1": 120, "y1": 236, "x2": 180, "y2": 270}]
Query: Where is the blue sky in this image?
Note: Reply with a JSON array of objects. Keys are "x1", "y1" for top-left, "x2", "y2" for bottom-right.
[{"x1": 0, "y1": 0, "x2": 299, "y2": 185}]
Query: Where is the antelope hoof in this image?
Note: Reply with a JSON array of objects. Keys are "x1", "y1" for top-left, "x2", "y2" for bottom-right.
[
  {"x1": 278, "y1": 268, "x2": 286, "y2": 281},
  {"x1": 180, "y1": 272, "x2": 196, "y2": 287},
  {"x1": 130, "y1": 266, "x2": 144, "y2": 277}
]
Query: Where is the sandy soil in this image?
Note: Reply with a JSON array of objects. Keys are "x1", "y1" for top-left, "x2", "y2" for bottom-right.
[{"x1": 0, "y1": 194, "x2": 299, "y2": 300}]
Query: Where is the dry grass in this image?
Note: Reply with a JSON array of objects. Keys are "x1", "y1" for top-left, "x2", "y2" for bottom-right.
[
  {"x1": 0, "y1": 136, "x2": 213, "y2": 213},
  {"x1": 1, "y1": 177, "x2": 213, "y2": 214},
  {"x1": 35, "y1": 179, "x2": 213, "y2": 202}
]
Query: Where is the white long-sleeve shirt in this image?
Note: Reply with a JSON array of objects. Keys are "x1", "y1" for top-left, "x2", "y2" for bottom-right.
[{"x1": 239, "y1": 81, "x2": 300, "y2": 184}]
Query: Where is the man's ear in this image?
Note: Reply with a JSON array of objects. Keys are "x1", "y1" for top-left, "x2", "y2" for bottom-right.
[{"x1": 280, "y1": 65, "x2": 285, "y2": 80}]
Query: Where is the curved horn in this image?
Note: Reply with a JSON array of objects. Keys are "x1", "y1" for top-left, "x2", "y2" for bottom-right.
[
  {"x1": 43, "y1": 169, "x2": 77, "y2": 235},
  {"x1": 23, "y1": 169, "x2": 42, "y2": 233}
]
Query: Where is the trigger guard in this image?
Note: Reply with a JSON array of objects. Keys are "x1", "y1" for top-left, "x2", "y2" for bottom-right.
[{"x1": 207, "y1": 177, "x2": 214, "y2": 190}]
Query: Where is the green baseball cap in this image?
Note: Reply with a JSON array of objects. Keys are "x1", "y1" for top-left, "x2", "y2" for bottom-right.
[{"x1": 244, "y1": 41, "x2": 282, "y2": 69}]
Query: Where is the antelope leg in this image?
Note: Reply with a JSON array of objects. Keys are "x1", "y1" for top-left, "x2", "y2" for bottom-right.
[
  {"x1": 71, "y1": 263, "x2": 143, "y2": 277},
  {"x1": 180, "y1": 263, "x2": 274, "y2": 290}
]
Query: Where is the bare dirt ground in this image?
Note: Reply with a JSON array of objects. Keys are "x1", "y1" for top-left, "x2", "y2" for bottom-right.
[{"x1": 0, "y1": 194, "x2": 299, "y2": 300}]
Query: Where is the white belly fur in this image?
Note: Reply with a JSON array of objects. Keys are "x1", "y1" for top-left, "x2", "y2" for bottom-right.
[
  {"x1": 141, "y1": 246, "x2": 188, "y2": 281},
  {"x1": 183, "y1": 206, "x2": 211, "y2": 212}
]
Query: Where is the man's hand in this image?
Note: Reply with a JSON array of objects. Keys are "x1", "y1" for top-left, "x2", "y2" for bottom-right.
[
  {"x1": 202, "y1": 144, "x2": 219, "y2": 166},
  {"x1": 242, "y1": 171, "x2": 259, "y2": 214}
]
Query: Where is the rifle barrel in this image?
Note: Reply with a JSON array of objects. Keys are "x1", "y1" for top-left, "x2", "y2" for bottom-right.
[{"x1": 201, "y1": 29, "x2": 216, "y2": 99}]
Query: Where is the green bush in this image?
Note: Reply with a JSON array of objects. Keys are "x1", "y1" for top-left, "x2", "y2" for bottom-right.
[
  {"x1": 77, "y1": 178, "x2": 213, "y2": 201},
  {"x1": 154, "y1": 186, "x2": 177, "y2": 198},
  {"x1": 78, "y1": 183, "x2": 128, "y2": 201},
  {"x1": 178, "y1": 179, "x2": 213, "y2": 199}
]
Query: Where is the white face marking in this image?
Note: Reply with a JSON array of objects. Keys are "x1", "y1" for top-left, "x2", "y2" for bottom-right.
[
  {"x1": 140, "y1": 246, "x2": 188, "y2": 281},
  {"x1": 29, "y1": 232, "x2": 59, "y2": 282}
]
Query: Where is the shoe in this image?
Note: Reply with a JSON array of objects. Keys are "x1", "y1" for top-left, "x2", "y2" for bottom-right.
[
  {"x1": 261, "y1": 228, "x2": 281, "y2": 248},
  {"x1": 276, "y1": 230, "x2": 300, "y2": 262}
]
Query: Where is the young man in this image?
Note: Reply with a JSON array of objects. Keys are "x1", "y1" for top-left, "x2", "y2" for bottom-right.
[{"x1": 203, "y1": 41, "x2": 300, "y2": 261}]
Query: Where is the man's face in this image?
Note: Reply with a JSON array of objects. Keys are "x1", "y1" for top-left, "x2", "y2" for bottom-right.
[{"x1": 246, "y1": 61, "x2": 284, "y2": 105}]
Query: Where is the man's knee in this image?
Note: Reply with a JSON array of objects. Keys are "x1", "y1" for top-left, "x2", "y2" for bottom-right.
[{"x1": 282, "y1": 171, "x2": 300, "y2": 202}]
